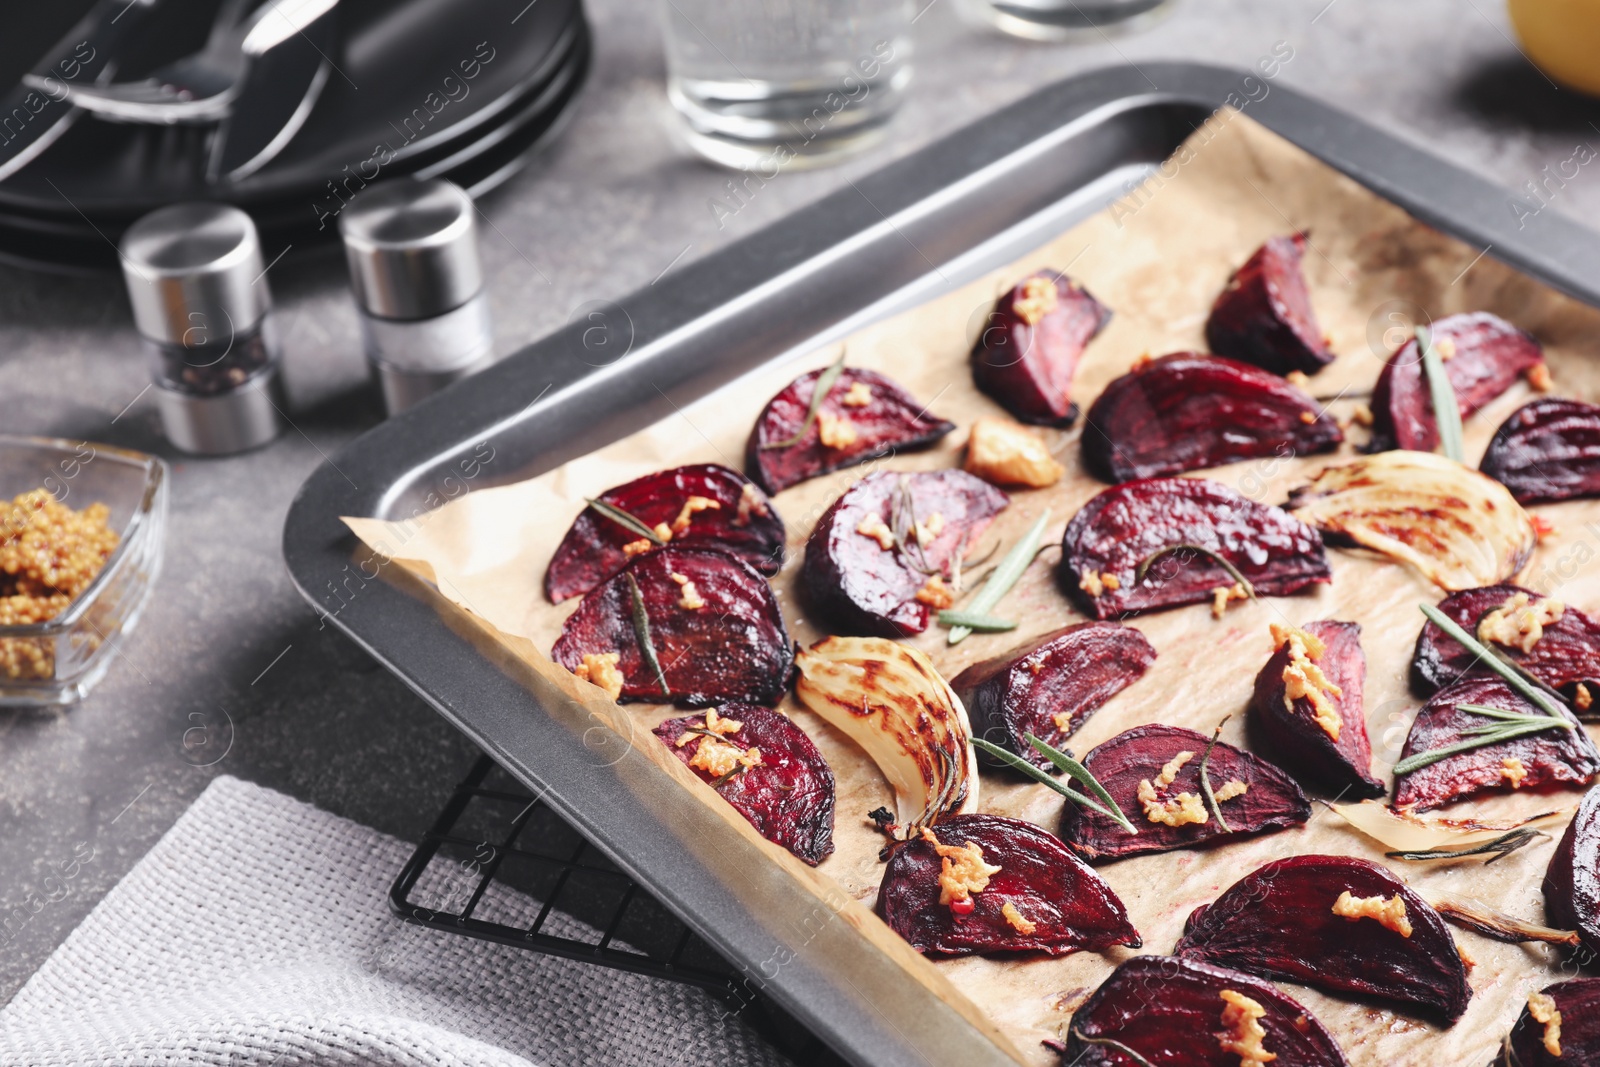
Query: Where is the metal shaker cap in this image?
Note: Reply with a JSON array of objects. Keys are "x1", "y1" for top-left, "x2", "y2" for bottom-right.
[
  {"x1": 340, "y1": 179, "x2": 483, "y2": 321},
  {"x1": 120, "y1": 203, "x2": 271, "y2": 346}
]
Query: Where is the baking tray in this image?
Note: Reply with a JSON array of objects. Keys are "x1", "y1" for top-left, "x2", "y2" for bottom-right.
[{"x1": 282, "y1": 62, "x2": 1600, "y2": 1067}]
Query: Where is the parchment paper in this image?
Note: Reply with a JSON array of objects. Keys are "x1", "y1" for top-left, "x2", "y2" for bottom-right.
[{"x1": 346, "y1": 110, "x2": 1600, "y2": 1065}]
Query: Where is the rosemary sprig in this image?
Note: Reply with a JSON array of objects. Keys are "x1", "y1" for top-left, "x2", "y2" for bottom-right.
[
  {"x1": 761, "y1": 350, "x2": 847, "y2": 450},
  {"x1": 586, "y1": 497, "x2": 665, "y2": 545},
  {"x1": 1420, "y1": 603, "x2": 1569, "y2": 720},
  {"x1": 935, "y1": 609, "x2": 1017, "y2": 632},
  {"x1": 1418, "y1": 324, "x2": 1466, "y2": 464},
  {"x1": 971, "y1": 736, "x2": 1136, "y2": 835},
  {"x1": 1387, "y1": 827, "x2": 1548, "y2": 864},
  {"x1": 1070, "y1": 1030, "x2": 1155, "y2": 1067},
  {"x1": 1198, "y1": 715, "x2": 1231, "y2": 833},
  {"x1": 625, "y1": 573, "x2": 670, "y2": 696},
  {"x1": 1134, "y1": 543, "x2": 1256, "y2": 600},
  {"x1": 888, "y1": 477, "x2": 939, "y2": 577},
  {"x1": 947, "y1": 510, "x2": 1051, "y2": 645}
]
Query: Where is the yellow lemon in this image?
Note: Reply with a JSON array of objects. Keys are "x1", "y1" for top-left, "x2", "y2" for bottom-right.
[{"x1": 1509, "y1": 0, "x2": 1600, "y2": 95}]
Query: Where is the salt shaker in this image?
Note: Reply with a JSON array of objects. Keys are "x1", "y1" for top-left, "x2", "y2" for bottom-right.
[
  {"x1": 339, "y1": 179, "x2": 494, "y2": 415},
  {"x1": 119, "y1": 203, "x2": 287, "y2": 455}
]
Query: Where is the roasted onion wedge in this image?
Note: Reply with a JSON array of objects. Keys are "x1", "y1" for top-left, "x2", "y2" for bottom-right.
[
  {"x1": 1288, "y1": 450, "x2": 1536, "y2": 591},
  {"x1": 1059, "y1": 724, "x2": 1309, "y2": 862},
  {"x1": 1204, "y1": 233, "x2": 1336, "y2": 376},
  {"x1": 1062, "y1": 476, "x2": 1330, "y2": 619},
  {"x1": 552, "y1": 547, "x2": 793, "y2": 707},
  {"x1": 545, "y1": 463, "x2": 784, "y2": 602},
  {"x1": 1082, "y1": 352, "x2": 1342, "y2": 484},
  {"x1": 1176, "y1": 854, "x2": 1472, "y2": 1021},
  {"x1": 1545, "y1": 785, "x2": 1600, "y2": 963},
  {"x1": 971, "y1": 271, "x2": 1111, "y2": 425},
  {"x1": 656, "y1": 704, "x2": 836, "y2": 866},
  {"x1": 1369, "y1": 310, "x2": 1545, "y2": 453},
  {"x1": 877, "y1": 813, "x2": 1139, "y2": 957},
  {"x1": 1249, "y1": 620, "x2": 1385, "y2": 799},
  {"x1": 1064, "y1": 956, "x2": 1349, "y2": 1067},
  {"x1": 1501, "y1": 978, "x2": 1600, "y2": 1065},
  {"x1": 951, "y1": 622, "x2": 1156, "y2": 769},
  {"x1": 801, "y1": 469, "x2": 1007, "y2": 637},
  {"x1": 746, "y1": 365, "x2": 955, "y2": 495},
  {"x1": 794, "y1": 636, "x2": 977, "y2": 833},
  {"x1": 1481, "y1": 397, "x2": 1600, "y2": 504},
  {"x1": 1411, "y1": 584, "x2": 1600, "y2": 703},
  {"x1": 1393, "y1": 675, "x2": 1599, "y2": 812}
]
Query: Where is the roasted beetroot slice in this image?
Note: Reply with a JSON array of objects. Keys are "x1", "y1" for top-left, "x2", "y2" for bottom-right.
[
  {"x1": 545, "y1": 463, "x2": 785, "y2": 602},
  {"x1": 971, "y1": 271, "x2": 1111, "y2": 426},
  {"x1": 1061, "y1": 477, "x2": 1330, "y2": 620},
  {"x1": 1543, "y1": 785, "x2": 1600, "y2": 962},
  {"x1": 745, "y1": 367, "x2": 955, "y2": 495},
  {"x1": 1394, "y1": 675, "x2": 1599, "y2": 812},
  {"x1": 552, "y1": 547, "x2": 793, "y2": 707},
  {"x1": 877, "y1": 813, "x2": 1140, "y2": 958},
  {"x1": 1411, "y1": 584, "x2": 1600, "y2": 703},
  {"x1": 1063, "y1": 955, "x2": 1349, "y2": 1067},
  {"x1": 801, "y1": 469, "x2": 1008, "y2": 637},
  {"x1": 1502, "y1": 978, "x2": 1600, "y2": 1065},
  {"x1": 1481, "y1": 397, "x2": 1600, "y2": 505},
  {"x1": 655, "y1": 704, "x2": 836, "y2": 865},
  {"x1": 1204, "y1": 234, "x2": 1335, "y2": 376},
  {"x1": 1248, "y1": 620, "x2": 1384, "y2": 799},
  {"x1": 1059, "y1": 724, "x2": 1309, "y2": 862},
  {"x1": 1369, "y1": 311, "x2": 1545, "y2": 452},
  {"x1": 1082, "y1": 352, "x2": 1342, "y2": 483},
  {"x1": 1176, "y1": 854, "x2": 1472, "y2": 1021},
  {"x1": 951, "y1": 622, "x2": 1155, "y2": 769}
]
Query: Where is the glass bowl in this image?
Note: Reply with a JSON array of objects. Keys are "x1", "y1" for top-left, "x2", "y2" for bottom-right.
[{"x1": 0, "y1": 436, "x2": 168, "y2": 707}]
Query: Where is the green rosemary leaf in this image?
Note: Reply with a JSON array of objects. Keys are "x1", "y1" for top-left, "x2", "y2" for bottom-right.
[
  {"x1": 970, "y1": 737, "x2": 1119, "y2": 824},
  {"x1": 1391, "y1": 718, "x2": 1569, "y2": 775},
  {"x1": 586, "y1": 497, "x2": 664, "y2": 545},
  {"x1": 1026, "y1": 733, "x2": 1138, "y2": 835},
  {"x1": 1455, "y1": 702, "x2": 1564, "y2": 726},
  {"x1": 625, "y1": 573, "x2": 670, "y2": 696},
  {"x1": 1419, "y1": 603, "x2": 1571, "y2": 722},
  {"x1": 948, "y1": 510, "x2": 1051, "y2": 645},
  {"x1": 1418, "y1": 324, "x2": 1466, "y2": 464},
  {"x1": 1198, "y1": 715, "x2": 1232, "y2": 833},
  {"x1": 760, "y1": 350, "x2": 848, "y2": 450},
  {"x1": 936, "y1": 610, "x2": 1017, "y2": 632},
  {"x1": 1134, "y1": 543, "x2": 1256, "y2": 600},
  {"x1": 1386, "y1": 827, "x2": 1547, "y2": 863}
]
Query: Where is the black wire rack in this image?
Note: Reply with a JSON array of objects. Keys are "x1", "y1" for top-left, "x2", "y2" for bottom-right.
[{"x1": 391, "y1": 754, "x2": 847, "y2": 1066}]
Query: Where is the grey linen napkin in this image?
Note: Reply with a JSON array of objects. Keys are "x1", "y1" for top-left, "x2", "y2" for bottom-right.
[{"x1": 0, "y1": 775, "x2": 792, "y2": 1067}]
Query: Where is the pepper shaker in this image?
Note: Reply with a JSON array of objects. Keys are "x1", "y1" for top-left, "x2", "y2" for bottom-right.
[
  {"x1": 119, "y1": 203, "x2": 287, "y2": 455},
  {"x1": 339, "y1": 178, "x2": 495, "y2": 415}
]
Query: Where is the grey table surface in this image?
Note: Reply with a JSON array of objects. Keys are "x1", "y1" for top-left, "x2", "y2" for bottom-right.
[{"x1": 2, "y1": 0, "x2": 1598, "y2": 1020}]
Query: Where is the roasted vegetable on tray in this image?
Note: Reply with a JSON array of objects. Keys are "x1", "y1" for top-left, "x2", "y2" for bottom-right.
[
  {"x1": 1205, "y1": 233, "x2": 1336, "y2": 376},
  {"x1": 1481, "y1": 397, "x2": 1600, "y2": 505},
  {"x1": 971, "y1": 271, "x2": 1110, "y2": 426}
]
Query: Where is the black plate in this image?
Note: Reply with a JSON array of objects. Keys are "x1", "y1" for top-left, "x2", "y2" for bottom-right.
[
  {"x1": 0, "y1": 0, "x2": 588, "y2": 272},
  {"x1": 283, "y1": 63, "x2": 1600, "y2": 1067}
]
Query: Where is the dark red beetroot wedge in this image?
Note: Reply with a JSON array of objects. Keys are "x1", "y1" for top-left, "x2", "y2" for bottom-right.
[
  {"x1": 1482, "y1": 397, "x2": 1600, "y2": 505},
  {"x1": 1061, "y1": 477, "x2": 1330, "y2": 620},
  {"x1": 1369, "y1": 311, "x2": 1545, "y2": 453},
  {"x1": 745, "y1": 366, "x2": 955, "y2": 495},
  {"x1": 1393, "y1": 675, "x2": 1599, "y2": 812},
  {"x1": 971, "y1": 271, "x2": 1111, "y2": 426},
  {"x1": 1411, "y1": 585, "x2": 1600, "y2": 705},
  {"x1": 1063, "y1": 955, "x2": 1349, "y2": 1067},
  {"x1": 1082, "y1": 352, "x2": 1342, "y2": 484},
  {"x1": 545, "y1": 463, "x2": 785, "y2": 602},
  {"x1": 877, "y1": 813, "x2": 1139, "y2": 958},
  {"x1": 801, "y1": 469, "x2": 1008, "y2": 638},
  {"x1": 1176, "y1": 854, "x2": 1472, "y2": 1021},
  {"x1": 655, "y1": 704, "x2": 835, "y2": 866},
  {"x1": 552, "y1": 547, "x2": 793, "y2": 707},
  {"x1": 1204, "y1": 233, "x2": 1336, "y2": 376},
  {"x1": 951, "y1": 622, "x2": 1156, "y2": 769},
  {"x1": 1502, "y1": 978, "x2": 1600, "y2": 1065},
  {"x1": 1544, "y1": 784, "x2": 1600, "y2": 962},
  {"x1": 1249, "y1": 620, "x2": 1385, "y2": 799},
  {"x1": 1059, "y1": 724, "x2": 1310, "y2": 862}
]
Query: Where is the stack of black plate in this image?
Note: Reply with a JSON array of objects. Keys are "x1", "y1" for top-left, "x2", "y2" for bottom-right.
[{"x1": 0, "y1": 0, "x2": 589, "y2": 272}]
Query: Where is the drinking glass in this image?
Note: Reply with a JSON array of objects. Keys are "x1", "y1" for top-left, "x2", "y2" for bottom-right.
[
  {"x1": 660, "y1": 0, "x2": 914, "y2": 171},
  {"x1": 970, "y1": 0, "x2": 1175, "y2": 41}
]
